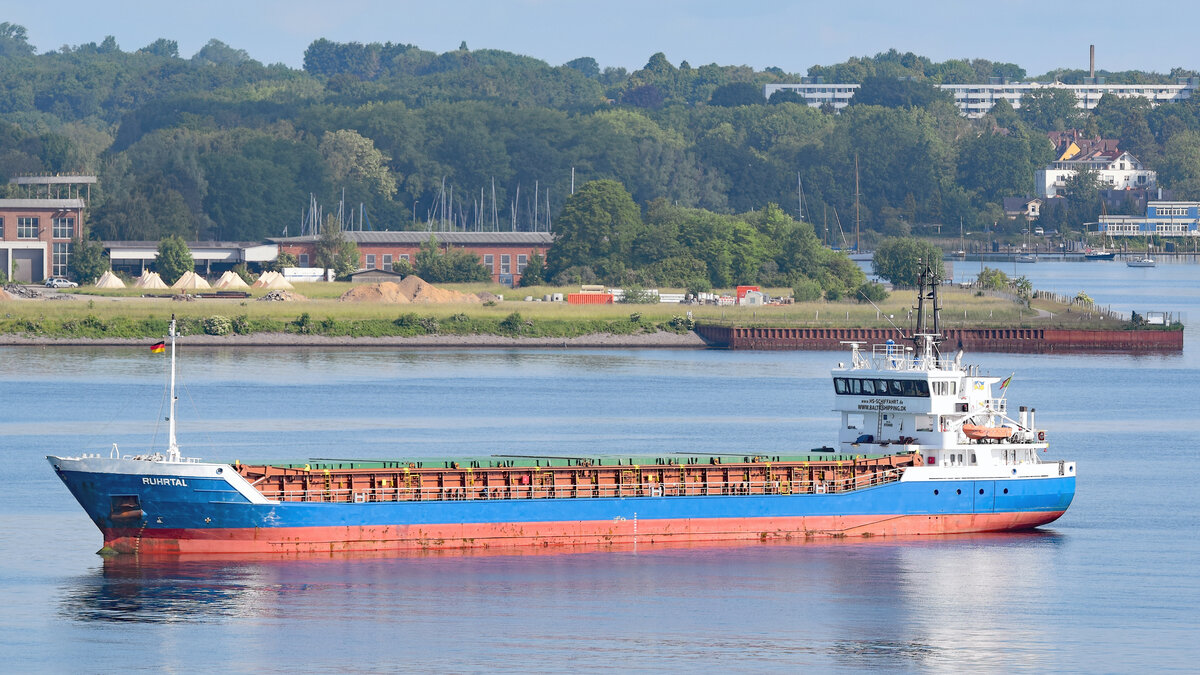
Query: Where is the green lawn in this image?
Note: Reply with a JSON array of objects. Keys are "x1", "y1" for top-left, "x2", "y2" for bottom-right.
[{"x1": 0, "y1": 282, "x2": 1136, "y2": 338}]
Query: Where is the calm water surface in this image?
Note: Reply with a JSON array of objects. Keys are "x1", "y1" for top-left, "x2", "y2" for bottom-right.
[{"x1": 2, "y1": 262, "x2": 1198, "y2": 672}]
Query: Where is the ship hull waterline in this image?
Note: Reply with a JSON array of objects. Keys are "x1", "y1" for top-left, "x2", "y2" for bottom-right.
[{"x1": 98, "y1": 510, "x2": 1068, "y2": 555}]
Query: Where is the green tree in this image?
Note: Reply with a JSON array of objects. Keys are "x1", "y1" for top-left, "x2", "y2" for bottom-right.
[
  {"x1": 977, "y1": 267, "x2": 1010, "y2": 290},
  {"x1": 849, "y1": 76, "x2": 954, "y2": 109},
  {"x1": 0, "y1": 22, "x2": 35, "y2": 57},
  {"x1": 138, "y1": 38, "x2": 179, "y2": 58},
  {"x1": 709, "y1": 82, "x2": 764, "y2": 107},
  {"x1": 314, "y1": 216, "x2": 360, "y2": 278},
  {"x1": 192, "y1": 39, "x2": 253, "y2": 66},
  {"x1": 1159, "y1": 129, "x2": 1200, "y2": 197},
  {"x1": 871, "y1": 237, "x2": 945, "y2": 286},
  {"x1": 67, "y1": 236, "x2": 108, "y2": 284},
  {"x1": 414, "y1": 235, "x2": 490, "y2": 282},
  {"x1": 518, "y1": 252, "x2": 546, "y2": 286},
  {"x1": 269, "y1": 251, "x2": 298, "y2": 272},
  {"x1": 155, "y1": 235, "x2": 194, "y2": 284},
  {"x1": 1018, "y1": 88, "x2": 1083, "y2": 131},
  {"x1": 1060, "y1": 167, "x2": 1104, "y2": 226},
  {"x1": 958, "y1": 130, "x2": 1035, "y2": 202},
  {"x1": 320, "y1": 129, "x2": 396, "y2": 190},
  {"x1": 546, "y1": 179, "x2": 644, "y2": 279},
  {"x1": 768, "y1": 89, "x2": 807, "y2": 105}
]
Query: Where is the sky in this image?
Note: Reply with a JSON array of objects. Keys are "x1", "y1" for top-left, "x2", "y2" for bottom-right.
[{"x1": 4, "y1": 0, "x2": 1196, "y2": 78}]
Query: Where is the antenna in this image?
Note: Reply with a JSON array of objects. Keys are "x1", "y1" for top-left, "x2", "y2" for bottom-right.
[{"x1": 857, "y1": 288, "x2": 906, "y2": 337}]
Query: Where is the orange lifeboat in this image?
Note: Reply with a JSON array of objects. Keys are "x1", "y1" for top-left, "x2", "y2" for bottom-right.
[{"x1": 961, "y1": 424, "x2": 1015, "y2": 440}]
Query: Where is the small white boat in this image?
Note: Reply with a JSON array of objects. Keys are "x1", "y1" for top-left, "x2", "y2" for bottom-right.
[
  {"x1": 1015, "y1": 254, "x2": 1037, "y2": 263},
  {"x1": 1126, "y1": 257, "x2": 1156, "y2": 268}
]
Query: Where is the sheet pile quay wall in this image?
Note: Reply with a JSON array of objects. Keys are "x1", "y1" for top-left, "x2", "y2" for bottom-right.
[{"x1": 693, "y1": 325, "x2": 1182, "y2": 352}]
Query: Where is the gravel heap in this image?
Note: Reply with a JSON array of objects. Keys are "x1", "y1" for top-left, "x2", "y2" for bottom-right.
[
  {"x1": 3, "y1": 284, "x2": 41, "y2": 299},
  {"x1": 257, "y1": 290, "x2": 307, "y2": 302}
]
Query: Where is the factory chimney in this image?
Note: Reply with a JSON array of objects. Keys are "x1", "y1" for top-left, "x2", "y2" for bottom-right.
[{"x1": 1090, "y1": 44, "x2": 1095, "y2": 79}]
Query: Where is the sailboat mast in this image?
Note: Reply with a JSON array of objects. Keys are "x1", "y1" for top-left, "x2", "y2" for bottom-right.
[
  {"x1": 854, "y1": 155, "x2": 861, "y2": 252},
  {"x1": 167, "y1": 314, "x2": 179, "y2": 462}
]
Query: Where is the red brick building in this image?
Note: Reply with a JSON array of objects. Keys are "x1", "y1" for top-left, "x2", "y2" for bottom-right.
[
  {"x1": 0, "y1": 198, "x2": 85, "y2": 282},
  {"x1": 271, "y1": 231, "x2": 553, "y2": 285}
]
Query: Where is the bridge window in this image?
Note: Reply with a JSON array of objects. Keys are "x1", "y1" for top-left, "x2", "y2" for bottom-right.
[{"x1": 834, "y1": 377, "x2": 929, "y2": 396}]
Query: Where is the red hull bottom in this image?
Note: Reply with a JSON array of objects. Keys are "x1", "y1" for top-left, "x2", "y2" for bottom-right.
[{"x1": 103, "y1": 511, "x2": 1067, "y2": 555}]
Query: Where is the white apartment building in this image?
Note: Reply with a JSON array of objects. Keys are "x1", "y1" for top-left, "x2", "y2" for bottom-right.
[
  {"x1": 764, "y1": 80, "x2": 1198, "y2": 119},
  {"x1": 1035, "y1": 151, "x2": 1154, "y2": 198}
]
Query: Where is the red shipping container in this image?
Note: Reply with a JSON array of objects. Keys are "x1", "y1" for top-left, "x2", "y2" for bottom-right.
[
  {"x1": 567, "y1": 293, "x2": 614, "y2": 305},
  {"x1": 736, "y1": 285, "x2": 760, "y2": 300}
]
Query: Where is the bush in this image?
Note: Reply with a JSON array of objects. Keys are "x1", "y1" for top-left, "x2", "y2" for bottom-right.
[
  {"x1": 977, "y1": 267, "x2": 1010, "y2": 291},
  {"x1": 202, "y1": 315, "x2": 232, "y2": 336},
  {"x1": 620, "y1": 285, "x2": 658, "y2": 304},
  {"x1": 394, "y1": 313, "x2": 420, "y2": 328},
  {"x1": 666, "y1": 315, "x2": 695, "y2": 332},
  {"x1": 824, "y1": 287, "x2": 843, "y2": 302},
  {"x1": 855, "y1": 281, "x2": 890, "y2": 304},
  {"x1": 792, "y1": 277, "x2": 823, "y2": 302},
  {"x1": 499, "y1": 311, "x2": 525, "y2": 334},
  {"x1": 684, "y1": 278, "x2": 711, "y2": 298},
  {"x1": 232, "y1": 315, "x2": 250, "y2": 335},
  {"x1": 392, "y1": 257, "x2": 415, "y2": 276},
  {"x1": 232, "y1": 263, "x2": 256, "y2": 285}
]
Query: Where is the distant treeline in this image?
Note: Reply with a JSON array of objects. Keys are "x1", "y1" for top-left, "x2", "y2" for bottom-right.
[{"x1": 4, "y1": 23, "x2": 1200, "y2": 261}]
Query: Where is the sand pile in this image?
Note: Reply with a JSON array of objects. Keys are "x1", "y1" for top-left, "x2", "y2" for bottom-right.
[
  {"x1": 0, "y1": 288, "x2": 11, "y2": 300},
  {"x1": 339, "y1": 281, "x2": 411, "y2": 303},
  {"x1": 339, "y1": 276, "x2": 481, "y2": 304}
]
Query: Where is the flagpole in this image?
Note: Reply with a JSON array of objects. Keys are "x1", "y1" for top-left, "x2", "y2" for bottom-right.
[
  {"x1": 167, "y1": 314, "x2": 179, "y2": 462},
  {"x1": 998, "y1": 372, "x2": 1015, "y2": 404}
]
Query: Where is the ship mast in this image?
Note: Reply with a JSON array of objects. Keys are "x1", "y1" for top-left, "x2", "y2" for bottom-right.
[
  {"x1": 911, "y1": 262, "x2": 943, "y2": 357},
  {"x1": 167, "y1": 314, "x2": 180, "y2": 462}
]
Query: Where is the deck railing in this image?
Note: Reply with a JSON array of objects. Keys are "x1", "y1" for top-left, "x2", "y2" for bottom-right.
[{"x1": 255, "y1": 468, "x2": 907, "y2": 504}]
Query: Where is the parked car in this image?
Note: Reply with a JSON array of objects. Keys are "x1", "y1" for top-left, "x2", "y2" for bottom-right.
[{"x1": 45, "y1": 278, "x2": 78, "y2": 288}]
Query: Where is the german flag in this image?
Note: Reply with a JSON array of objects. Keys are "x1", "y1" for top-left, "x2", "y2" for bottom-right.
[{"x1": 150, "y1": 341, "x2": 166, "y2": 354}]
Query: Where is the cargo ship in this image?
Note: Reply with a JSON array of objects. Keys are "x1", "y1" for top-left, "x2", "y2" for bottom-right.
[{"x1": 49, "y1": 267, "x2": 1075, "y2": 555}]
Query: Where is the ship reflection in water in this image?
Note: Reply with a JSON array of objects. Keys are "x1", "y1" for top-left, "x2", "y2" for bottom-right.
[{"x1": 60, "y1": 531, "x2": 1064, "y2": 669}]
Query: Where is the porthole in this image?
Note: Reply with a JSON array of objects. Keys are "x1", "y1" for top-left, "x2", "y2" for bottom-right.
[
  {"x1": 216, "y1": 467, "x2": 223, "y2": 474},
  {"x1": 1003, "y1": 488, "x2": 1009, "y2": 494},
  {"x1": 933, "y1": 489, "x2": 939, "y2": 496},
  {"x1": 956, "y1": 489, "x2": 962, "y2": 495},
  {"x1": 979, "y1": 488, "x2": 984, "y2": 495}
]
